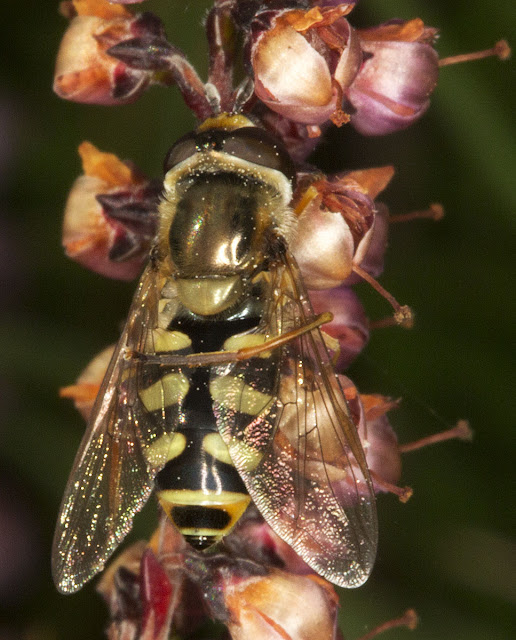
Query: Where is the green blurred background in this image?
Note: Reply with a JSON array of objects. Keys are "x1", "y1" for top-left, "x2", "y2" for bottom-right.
[{"x1": 1, "y1": 1, "x2": 514, "y2": 638}]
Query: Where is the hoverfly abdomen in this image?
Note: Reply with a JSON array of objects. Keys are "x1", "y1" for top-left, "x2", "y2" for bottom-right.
[
  {"x1": 155, "y1": 426, "x2": 250, "y2": 550},
  {"x1": 151, "y1": 310, "x2": 268, "y2": 549}
]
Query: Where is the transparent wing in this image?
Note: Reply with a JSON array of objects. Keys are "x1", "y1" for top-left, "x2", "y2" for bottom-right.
[
  {"x1": 52, "y1": 264, "x2": 183, "y2": 593},
  {"x1": 213, "y1": 252, "x2": 378, "y2": 588}
]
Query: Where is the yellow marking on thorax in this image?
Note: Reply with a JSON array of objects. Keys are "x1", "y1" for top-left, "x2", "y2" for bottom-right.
[
  {"x1": 145, "y1": 432, "x2": 187, "y2": 467},
  {"x1": 197, "y1": 113, "x2": 254, "y2": 132},
  {"x1": 210, "y1": 376, "x2": 273, "y2": 416},
  {"x1": 203, "y1": 433, "x2": 233, "y2": 465},
  {"x1": 139, "y1": 372, "x2": 189, "y2": 413}
]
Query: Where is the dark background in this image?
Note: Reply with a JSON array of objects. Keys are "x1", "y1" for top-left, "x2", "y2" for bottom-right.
[{"x1": 1, "y1": 1, "x2": 514, "y2": 638}]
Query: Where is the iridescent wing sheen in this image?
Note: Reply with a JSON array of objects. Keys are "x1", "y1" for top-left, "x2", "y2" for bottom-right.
[
  {"x1": 212, "y1": 252, "x2": 378, "y2": 588},
  {"x1": 52, "y1": 263, "x2": 184, "y2": 593}
]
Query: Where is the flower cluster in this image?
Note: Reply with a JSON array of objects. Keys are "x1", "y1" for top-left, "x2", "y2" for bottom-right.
[{"x1": 53, "y1": 0, "x2": 507, "y2": 638}]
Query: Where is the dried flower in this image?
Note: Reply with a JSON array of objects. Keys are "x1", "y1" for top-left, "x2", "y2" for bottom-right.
[
  {"x1": 248, "y1": 4, "x2": 362, "y2": 125},
  {"x1": 291, "y1": 166, "x2": 394, "y2": 289},
  {"x1": 54, "y1": 0, "x2": 167, "y2": 104},
  {"x1": 222, "y1": 568, "x2": 339, "y2": 640},
  {"x1": 97, "y1": 514, "x2": 340, "y2": 640},
  {"x1": 62, "y1": 141, "x2": 159, "y2": 280},
  {"x1": 59, "y1": 344, "x2": 114, "y2": 419},
  {"x1": 96, "y1": 515, "x2": 422, "y2": 640}
]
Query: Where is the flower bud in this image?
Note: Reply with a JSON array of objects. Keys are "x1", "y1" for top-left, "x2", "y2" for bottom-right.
[
  {"x1": 255, "y1": 107, "x2": 328, "y2": 163},
  {"x1": 343, "y1": 201, "x2": 390, "y2": 285},
  {"x1": 59, "y1": 343, "x2": 114, "y2": 420},
  {"x1": 291, "y1": 166, "x2": 394, "y2": 289},
  {"x1": 292, "y1": 184, "x2": 356, "y2": 289},
  {"x1": 309, "y1": 286, "x2": 369, "y2": 369},
  {"x1": 228, "y1": 515, "x2": 315, "y2": 578},
  {"x1": 62, "y1": 141, "x2": 159, "y2": 280},
  {"x1": 54, "y1": 0, "x2": 165, "y2": 104},
  {"x1": 97, "y1": 544, "x2": 180, "y2": 640},
  {"x1": 249, "y1": 5, "x2": 362, "y2": 125},
  {"x1": 221, "y1": 567, "x2": 339, "y2": 640},
  {"x1": 360, "y1": 394, "x2": 402, "y2": 489},
  {"x1": 339, "y1": 378, "x2": 402, "y2": 493},
  {"x1": 347, "y1": 19, "x2": 439, "y2": 135},
  {"x1": 139, "y1": 550, "x2": 175, "y2": 638}
]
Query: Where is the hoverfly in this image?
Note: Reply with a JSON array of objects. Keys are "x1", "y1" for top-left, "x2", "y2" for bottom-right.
[{"x1": 52, "y1": 113, "x2": 377, "y2": 594}]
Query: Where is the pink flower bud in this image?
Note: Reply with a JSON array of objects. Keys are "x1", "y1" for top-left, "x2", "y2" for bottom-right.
[
  {"x1": 292, "y1": 182, "x2": 356, "y2": 289},
  {"x1": 347, "y1": 19, "x2": 439, "y2": 135},
  {"x1": 291, "y1": 166, "x2": 394, "y2": 289},
  {"x1": 62, "y1": 142, "x2": 159, "y2": 280},
  {"x1": 343, "y1": 201, "x2": 390, "y2": 285},
  {"x1": 54, "y1": 0, "x2": 161, "y2": 104},
  {"x1": 228, "y1": 516, "x2": 315, "y2": 578},
  {"x1": 340, "y1": 379, "x2": 402, "y2": 493},
  {"x1": 250, "y1": 5, "x2": 362, "y2": 125},
  {"x1": 309, "y1": 286, "x2": 369, "y2": 369},
  {"x1": 360, "y1": 394, "x2": 402, "y2": 489}
]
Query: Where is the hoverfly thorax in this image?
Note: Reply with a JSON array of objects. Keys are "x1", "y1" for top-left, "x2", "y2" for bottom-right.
[{"x1": 158, "y1": 116, "x2": 296, "y2": 316}]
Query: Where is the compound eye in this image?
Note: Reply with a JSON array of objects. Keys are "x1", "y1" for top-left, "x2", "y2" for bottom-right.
[
  {"x1": 163, "y1": 132, "x2": 198, "y2": 173},
  {"x1": 223, "y1": 127, "x2": 296, "y2": 184}
]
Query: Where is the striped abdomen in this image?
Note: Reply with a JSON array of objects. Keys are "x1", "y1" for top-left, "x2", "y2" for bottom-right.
[
  {"x1": 140, "y1": 303, "x2": 274, "y2": 549},
  {"x1": 155, "y1": 424, "x2": 251, "y2": 549}
]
